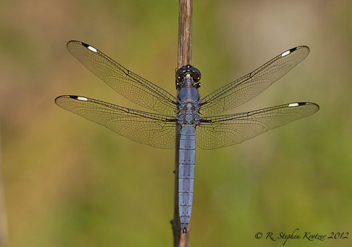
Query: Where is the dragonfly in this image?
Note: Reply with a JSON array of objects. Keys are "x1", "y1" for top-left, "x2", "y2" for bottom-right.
[{"x1": 55, "y1": 40, "x2": 319, "y2": 234}]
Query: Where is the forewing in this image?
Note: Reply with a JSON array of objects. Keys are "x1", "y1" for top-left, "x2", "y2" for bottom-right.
[
  {"x1": 55, "y1": 95, "x2": 177, "y2": 149},
  {"x1": 199, "y1": 46, "x2": 310, "y2": 116},
  {"x1": 67, "y1": 40, "x2": 178, "y2": 115},
  {"x1": 196, "y1": 102, "x2": 319, "y2": 150}
]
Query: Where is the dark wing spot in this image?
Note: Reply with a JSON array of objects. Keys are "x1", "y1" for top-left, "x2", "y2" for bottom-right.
[{"x1": 81, "y1": 42, "x2": 89, "y2": 48}]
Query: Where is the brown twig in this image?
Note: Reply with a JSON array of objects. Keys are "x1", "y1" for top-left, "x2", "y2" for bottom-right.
[
  {"x1": 0, "y1": 133, "x2": 8, "y2": 247},
  {"x1": 172, "y1": 0, "x2": 192, "y2": 246},
  {"x1": 177, "y1": 0, "x2": 192, "y2": 69}
]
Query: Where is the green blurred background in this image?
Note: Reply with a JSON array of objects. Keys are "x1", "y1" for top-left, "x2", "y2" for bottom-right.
[{"x1": 1, "y1": 0, "x2": 352, "y2": 246}]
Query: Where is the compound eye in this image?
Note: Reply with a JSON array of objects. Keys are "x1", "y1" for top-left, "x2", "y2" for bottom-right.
[
  {"x1": 193, "y1": 72, "x2": 201, "y2": 82},
  {"x1": 178, "y1": 71, "x2": 186, "y2": 80},
  {"x1": 176, "y1": 66, "x2": 187, "y2": 76}
]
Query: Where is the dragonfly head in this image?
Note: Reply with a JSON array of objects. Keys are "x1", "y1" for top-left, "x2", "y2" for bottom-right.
[{"x1": 175, "y1": 65, "x2": 201, "y2": 89}]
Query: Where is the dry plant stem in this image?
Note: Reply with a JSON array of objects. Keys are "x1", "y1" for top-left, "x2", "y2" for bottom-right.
[
  {"x1": 177, "y1": 0, "x2": 192, "y2": 69},
  {"x1": 0, "y1": 134, "x2": 8, "y2": 247},
  {"x1": 172, "y1": 0, "x2": 192, "y2": 246}
]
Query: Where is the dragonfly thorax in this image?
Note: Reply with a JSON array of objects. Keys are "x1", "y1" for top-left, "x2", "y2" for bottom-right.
[
  {"x1": 176, "y1": 72, "x2": 201, "y2": 125},
  {"x1": 177, "y1": 101, "x2": 201, "y2": 125},
  {"x1": 177, "y1": 77, "x2": 199, "y2": 99}
]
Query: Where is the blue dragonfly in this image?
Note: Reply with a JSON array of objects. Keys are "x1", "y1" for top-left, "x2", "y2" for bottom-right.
[{"x1": 56, "y1": 41, "x2": 319, "y2": 233}]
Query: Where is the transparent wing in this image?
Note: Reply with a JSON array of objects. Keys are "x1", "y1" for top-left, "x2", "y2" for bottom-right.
[
  {"x1": 196, "y1": 102, "x2": 319, "y2": 150},
  {"x1": 199, "y1": 46, "x2": 310, "y2": 116},
  {"x1": 67, "y1": 40, "x2": 178, "y2": 115},
  {"x1": 55, "y1": 95, "x2": 177, "y2": 149}
]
